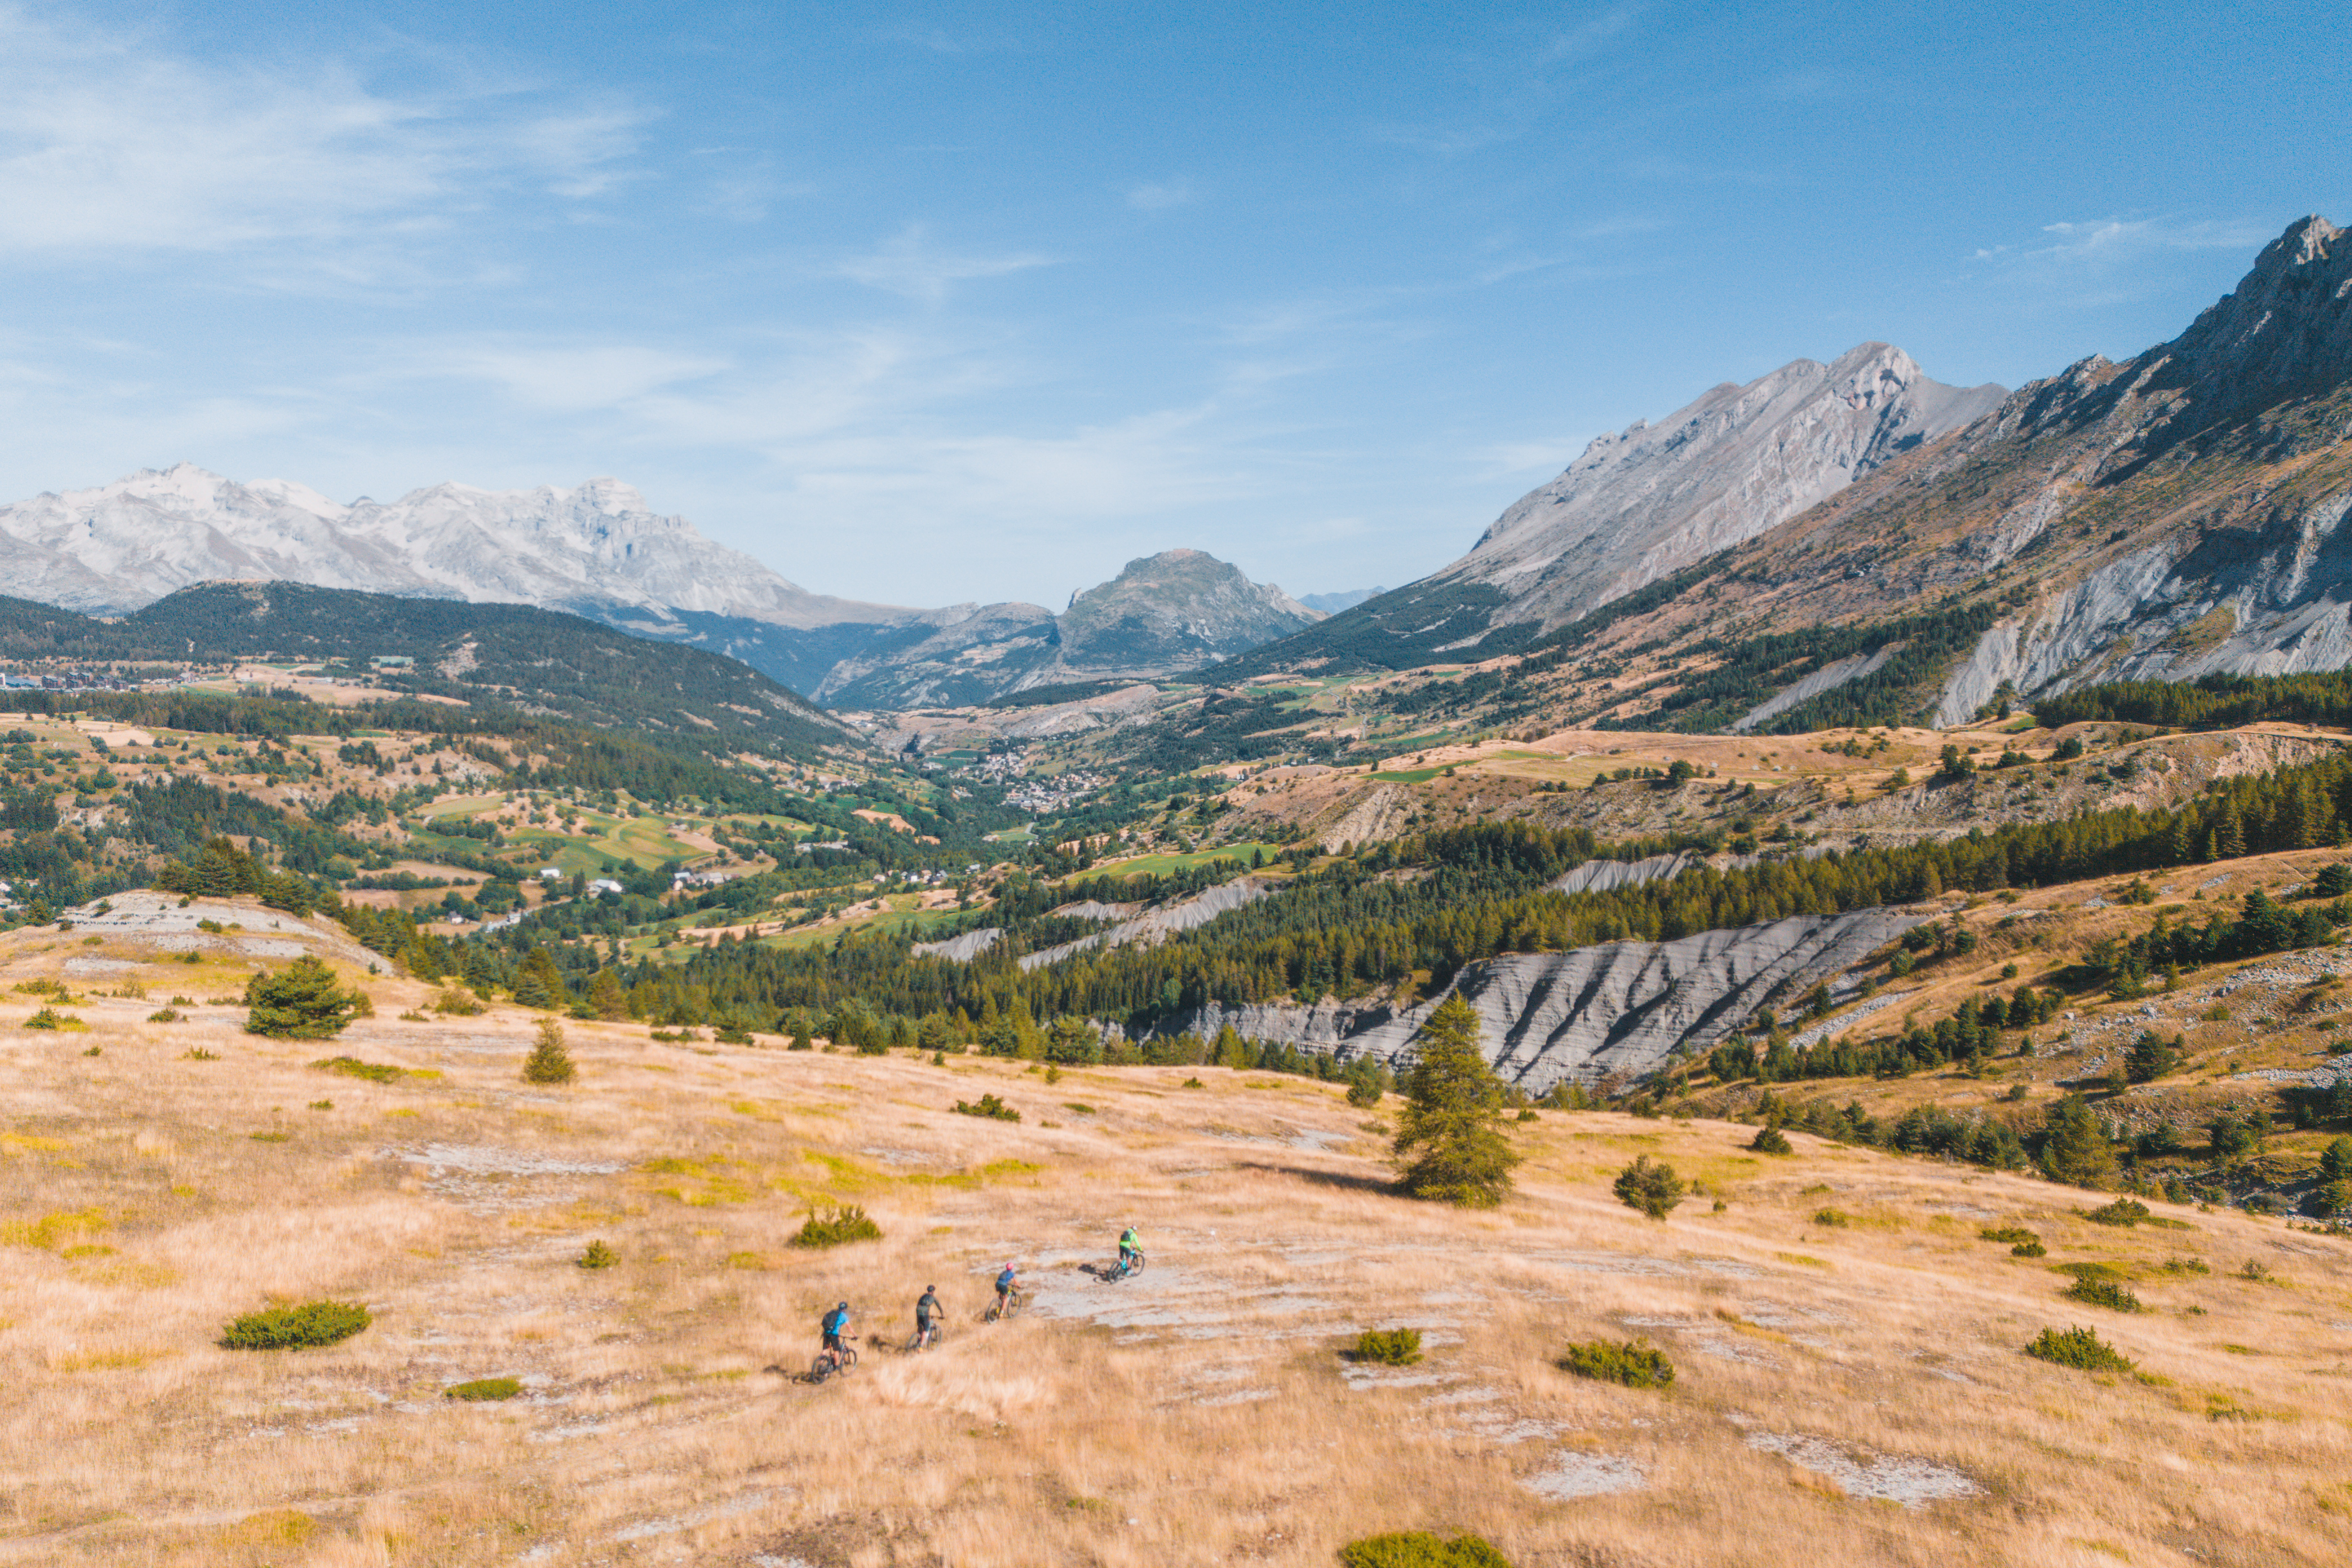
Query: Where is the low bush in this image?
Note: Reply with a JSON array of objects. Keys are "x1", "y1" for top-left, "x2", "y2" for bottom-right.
[
  {"x1": 1612, "y1": 1156, "x2": 1684, "y2": 1221},
  {"x1": 1749, "y1": 1126, "x2": 1793, "y2": 1155},
  {"x1": 444, "y1": 1377, "x2": 522, "y2": 1401},
  {"x1": 1558, "y1": 1338, "x2": 1675, "y2": 1388},
  {"x1": 2082, "y1": 1199, "x2": 2151, "y2": 1227},
  {"x1": 2012, "y1": 1239, "x2": 2048, "y2": 1257},
  {"x1": 1338, "y1": 1534, "x2": 1514, "y2": 1568},
  {"x1": 577, "y1": 1239, "x2": 618, "y2": 1269},
  {"x1": 220, "y1": 1300, "x2": 372, "y2": 1350},
  {"x1": 1812, "y1": 1208, "x2": 1851, "y2": 1228},
  {"x1": 1347, "y1": 1328, "x2": 1423, "y2": 1366},
  {"x1": 2023, "y1": 1325, "x2": 2134, "y2": 1372},
  {"x1": 243, "y1": 955, "x2": 359, "y2": 1040},
  {"x1": 953, "y1": 1093, "x2": 1021, "y2": 1122},
  {"x1": 430, "y1": 988, "x2": 486, "y2": 1017},
  {"x1": 522, "y1": 1018, "x2": 575, "y2": 1085},
  {"x1": 146, "y1": 1007, "x2": 182, "y2": 1023},
  {"x1": 1980, "y1": 1226, "x2": 2039, "y2": 1244},
  {"x1": 24, "y1": 1007, "x2": 85, "y2": 1031},
  {"x1": 2062, "y1": 1276, "x2": 2144, "y2": 1312},
  {"x1": 310, "y1": 1056, "x2": 408, "y2": 1083},
  {"x1": 790, "y1": 1205, "x2": 882, "y2": 1249}
]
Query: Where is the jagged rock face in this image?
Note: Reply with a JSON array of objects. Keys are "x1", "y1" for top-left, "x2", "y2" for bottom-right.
[
  {"x1": 1144, "y1": 907, "x2": 1924, "y2": 1090},
  {"x1": 816, "y1": 551, "x2": 1322, "y2": 708},
  {"x1": 1813, "y1": 216, "x2": 2352, "y2": 721},
  {"x1": 1059, "y1": 550, "x2": 1321, "y2": 668},
  {"x1": 1438, "y1": 344, "x2": 2005, "y2": 632},
  {"x1": 0, "y1": 464, "x2": 907, "y2": 630}
]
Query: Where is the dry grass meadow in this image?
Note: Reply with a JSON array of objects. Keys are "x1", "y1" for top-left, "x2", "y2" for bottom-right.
[{"x1": 4, "y1": 905, "x2": 2352, "y2": 1567}]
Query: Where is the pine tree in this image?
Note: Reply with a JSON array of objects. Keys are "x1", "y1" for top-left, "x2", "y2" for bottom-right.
[
  {"x1": 522, "y1": 1017, "x2": 575, "y2": 1084},
  {"x1": 1390, "y1": 995, "x2": 1520, "y2": 1207},
  {"x1": 512, "y1": 946, "x2": 566, "y2": 1010},
  {"x1": 243, "y1": 954, "x2": 358, "y2": 1040},
  {"x1": 2039, "y1": 1095, "x2": 2119, "y2": 1188},
  {"x1": 2318, "y1": 1135, "x2": 2352, "y2": 1183},
  {"x1": 2124, "y1": 1030, "x2": 2180, "y2": 1084},
  {"x1": 2220, "y1": 808, "x2": 2246, "y2": 860},
  {"x1": 462, "y1": 944, "x2": 500, "y2": 996},
  {"x1": 587, "y1": 968, "x2": 628, "y2": 1020}
]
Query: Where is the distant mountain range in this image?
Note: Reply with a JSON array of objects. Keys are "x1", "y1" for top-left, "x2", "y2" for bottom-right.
[
  {"x1": 1210, "y1": 212, "x2": 2352, "y2": 738},
  {"x1": 0, "y1": 467, "x2": 1318, "y2": 707},
  {"x1": 0, "y1": 580, "x2": 848, "y2": 758}
]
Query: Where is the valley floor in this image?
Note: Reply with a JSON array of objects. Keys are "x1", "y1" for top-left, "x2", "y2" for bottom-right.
[{"x1": 3, "y1": 944, "x2": 2349, "y2": 1566}]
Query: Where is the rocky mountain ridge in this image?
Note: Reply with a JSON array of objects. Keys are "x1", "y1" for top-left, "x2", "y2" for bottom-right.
[
  {"x1": 1559, "y1": 214, "x2": 2352, "y2": 732},
  {"x1": 0, "y1": 467, "x2": 1318, "y2": 708}
]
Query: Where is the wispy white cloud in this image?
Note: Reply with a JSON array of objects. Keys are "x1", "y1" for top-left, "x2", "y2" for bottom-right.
[
  {"x1": 834, "y1": 224, "x2": 1059, "y2": 302},
  {"x1": 1125, "y1": 179, "x2": 1195, "y2": 211},
  {"x1": 1974, "y1": 215, "x2": 2277, "y2": 265},
  {"x1": 0, "y1": 7, "x2": 648, "y2": 262}
]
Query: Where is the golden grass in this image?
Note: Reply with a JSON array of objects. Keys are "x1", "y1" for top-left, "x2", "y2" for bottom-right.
[{"x1": 2, "y1": 954, "x2": 2350, "y2": 1566}]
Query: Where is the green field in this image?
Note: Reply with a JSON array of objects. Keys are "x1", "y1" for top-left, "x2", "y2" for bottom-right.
[
  {"x1": 1070, "y1": 842, "x2": 1280, "y2": 881},
  {"x1": 414, "y1": 795, "x2": 707, "y2": 873}
]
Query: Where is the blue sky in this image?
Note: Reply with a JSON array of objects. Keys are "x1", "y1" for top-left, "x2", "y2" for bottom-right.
[{"x1": 2, "y1": 1, "x2": 2345, "y2": 608}]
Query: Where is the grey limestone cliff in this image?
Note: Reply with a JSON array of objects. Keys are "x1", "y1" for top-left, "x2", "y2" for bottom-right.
[
  {"x1": 1442, "y1": 344, "x2": 2004, "y2": 633},
  {"x1": 1137, "y1": 906, "x2": 1925, "y2": 1091}
]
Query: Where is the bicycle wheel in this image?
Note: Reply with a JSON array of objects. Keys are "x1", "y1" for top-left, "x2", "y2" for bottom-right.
[{"x1": 809, "y1": 1353, "x2": 834, "y2": 1384}]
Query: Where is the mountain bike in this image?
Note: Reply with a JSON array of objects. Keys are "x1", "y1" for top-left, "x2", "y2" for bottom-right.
[
  {"x1": 983, "y1": 1287, "x2": 1028, "y2": 1322},
  {"x1": 1107, "y1": 1250, "x2": 1147, "y2": 1282},
  {"x1": 904, "y1": 1322, "x2": 944, "y2": 1352},
  {"x1": 809, "y1": 1338, "x2": 860, "y2": 1383}
]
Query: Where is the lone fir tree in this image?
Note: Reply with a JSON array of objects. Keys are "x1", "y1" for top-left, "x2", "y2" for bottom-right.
[
  {"x1": 522, "y1": 1017, "x2": 575, "y2": 1084},
  {"x1": 1390, "y1": 994, "x2": 1520, "y2": 1207}
]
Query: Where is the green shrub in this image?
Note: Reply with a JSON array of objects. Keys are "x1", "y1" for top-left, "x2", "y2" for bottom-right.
[
  {"x1": 220, "y1": 1300, "x2": 372, "y2": 1350},
  {"x1": 430, "y1": 988, "x2": 486, "y2": 1016},
  {"x1": 1612, "y1": 1156, "x2": 1684, "y2": 1220},
  {"x1": 2062, "y1": 1276, "x2": 2144, "y2": 1312},
  {"x1": 1558, "y1": 1338, "x2": 1675, "y2": 1388},
  {"x1": 789, "y1": 1205, "x2": 882, "y2": 1249},
  {"x1": 952, "y1": 1093, "x2": 1021, "y2": 1122},
  {"x1": 1749, "y1": 1126, "x2": 1793, "y2": 1155},
  {"x1": 1980, "y1": 1226, "x2": 2039, "y2": 1244},
  {"x1": 2082, "y1": 1198, "x2": 2152, "y2": 1227},
  {"x1": 1812, "y1": 1207, "x2": 1851, "y2": 1228},
  {"x1": 2023, "y1": 1325, "x2": 2134, "y2": 1372},
  {"x1": 310, "y1": 1056, "x2": 408, "y2": 1083},
  {"x1": 24, "y1": 1007, "x2": 82, "y2": 1031},
  {"x1": 2012, "y1": 1240, "x2": 2047, "y2": 1257},
  {"x1": 146, "y1": 1007, "x2": 182, "y2": 1023},
  {"x1": 243, "y1": 956, "x2": 359, "y2": 1039},
  {"x1": 577, "y1": 1239, "x2": 618, "y2": 1269},
  {"x1": 1344, "y1": 1076, "x2": 1384, "y2": 1107},
  {"x1": 522, "y1": 1018, "x2": 575, "y2": 1084},
  {"x1": 444, "y1": 1377, "x2": 522, "y2": 1401},
  {"x1": 1337, "y1": 1532, "x2": 1514, "y2": 1568},
  {"x1": 1347, "y1": 1328, "x2": 1423, "y2": 1366}
]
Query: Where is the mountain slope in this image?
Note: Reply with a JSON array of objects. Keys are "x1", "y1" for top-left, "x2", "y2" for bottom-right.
[
  {"x1": 1215, "y1": 345, "x2": 2003, "y2": 678},
  {"x1": 1544, "y1": 214, "x2": 2352, "y2": 734},
  {"x1": 0, "y1": 581, "x2": 852, "y2": 757}
]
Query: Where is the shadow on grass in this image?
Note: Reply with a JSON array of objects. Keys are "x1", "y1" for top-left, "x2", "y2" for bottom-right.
[{"x1": 1237, "y1": 1161, "x2": 1398, "y2": 1196}]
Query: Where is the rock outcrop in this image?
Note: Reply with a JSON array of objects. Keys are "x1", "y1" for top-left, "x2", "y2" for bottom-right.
[
  {"x1": 1019, "y1": 878, "x2": 1273, "y2": 971},
  {"x1": 1441, "y1": 344, "x2": 2004, "y2": 634},
  {"x1": 1141, "y1": 906, "x2": 1926, "y2": 1090}
]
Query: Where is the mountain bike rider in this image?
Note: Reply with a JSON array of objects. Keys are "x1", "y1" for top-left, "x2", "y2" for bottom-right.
[
  {"x1": 1118, "y1": 1225, "x2": 1141, "y2": 1269},
  {"x1": 914, "y1": 1285, "x2": 942, "y2": 1349},
  {"x1": 821, "y1": 1300, "x2": 853, "y2": 1359},
  {"x1": 995, "y1": 1261, "x2": 1019, "y2": 1313}
]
